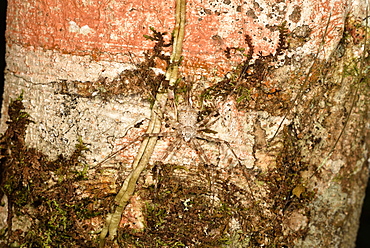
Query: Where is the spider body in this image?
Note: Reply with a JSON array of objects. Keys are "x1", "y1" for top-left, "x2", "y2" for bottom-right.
[{"x1": 177, "y1": 106, "x2": 199, "y2": 142}]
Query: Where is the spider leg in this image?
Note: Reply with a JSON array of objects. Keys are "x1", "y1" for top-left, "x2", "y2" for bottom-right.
[
  {"x1": 196, "y1": 110, "x2": 220, "y2": 128},
  {"x1": 161, "y1": 137, "x2": 183, "y2": 161},
  {"x1": 153, "y1": 98, "x2": 181, "y2": 130},
  {"x1": 143, "y1": 131, "x2": 183, "y2": 161},
  {"x1": 196, "y1": 133, "x2": 242, "y2": 166},
  {"x1": 196, "y1": 133, "x2": 258, "y2": 203},
  {"x1": 96, "y1": 120, "x2": 149, "y2": 167},
  {"x1": 96, "y1": 135, "x2": 144, "y2": 168},
  {"x1": 190, "y1": 138, "x2": 211, "y2": 165},
  {"x1": 144, "y1": 131, "x2": 177, "y2": 138}
]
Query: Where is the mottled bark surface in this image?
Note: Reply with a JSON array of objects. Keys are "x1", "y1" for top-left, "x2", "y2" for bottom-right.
[{"x1": 1, "y1": 0, "x2": 369, "y2": 247}]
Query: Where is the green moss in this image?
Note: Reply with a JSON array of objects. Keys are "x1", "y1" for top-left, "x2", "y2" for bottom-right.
[
  {"x1": 113, "y1": 158, "x2": 313, "y2": 247},
  {"x1": 0, "y1": 94, "x2": 102, "y2": 247},
  {"x1": 201, "y1": 22, "x2": 289, "y2": 112}
]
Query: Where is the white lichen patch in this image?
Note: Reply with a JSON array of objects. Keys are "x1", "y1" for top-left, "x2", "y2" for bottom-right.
[{"x1": 69, "y1": 21, "x2": 95, "y2": 35}]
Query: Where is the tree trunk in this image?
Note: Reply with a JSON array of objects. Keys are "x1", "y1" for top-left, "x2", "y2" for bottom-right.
[{"x1": 1, "y1": 0, "x2": 369, "y2": 247}]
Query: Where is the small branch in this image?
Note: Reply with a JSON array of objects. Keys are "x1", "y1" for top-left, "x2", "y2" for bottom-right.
[{"x1": 99, "y1": 0, "x2": 186, "y2": 246}]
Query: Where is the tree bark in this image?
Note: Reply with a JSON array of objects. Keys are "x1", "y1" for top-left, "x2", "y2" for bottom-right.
[{"x1": 1, "y1": 0, "x2": 369, "y2": 247}]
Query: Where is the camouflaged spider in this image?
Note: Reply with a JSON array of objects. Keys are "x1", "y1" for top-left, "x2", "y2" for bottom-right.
[
  {"x1": 97, "y1": 96, "x2": 242, "y2": 167},
  {"x1": 146, "y1": 99, "x2": 242, "y2": 165}
]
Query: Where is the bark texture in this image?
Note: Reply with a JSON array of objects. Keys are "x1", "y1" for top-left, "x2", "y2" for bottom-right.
[{"x1": 1, "y1": 0, "x2": 369, "y2": 247}]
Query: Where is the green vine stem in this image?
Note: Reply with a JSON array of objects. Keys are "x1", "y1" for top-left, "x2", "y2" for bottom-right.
[{"x1": 99, "y1": 0, "x2": 186, "y2": 246}]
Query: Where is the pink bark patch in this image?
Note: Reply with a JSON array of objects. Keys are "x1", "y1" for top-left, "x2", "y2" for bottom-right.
[{"x1": 6, "y1": 0, "x2": 346, "y2": 74}]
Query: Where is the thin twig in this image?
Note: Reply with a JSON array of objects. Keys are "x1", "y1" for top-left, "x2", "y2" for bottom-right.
[{"x1": 99, "y1": 0, "x2": 186, "y2": 245}]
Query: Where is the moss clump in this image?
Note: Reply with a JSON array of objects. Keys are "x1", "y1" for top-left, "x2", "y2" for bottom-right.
[
  {"x1": 0, "y1": 94, "x2": 104, "y2": 247},
  {"x1": 202, "y1": 23, "x2": 289, "y2": 112},
  {"x1": 114, "y1": 156, "x2": 313, "y2": 247},
  {"x1": 54, "y1": 27, "x2": 172, "y2": 105}
]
